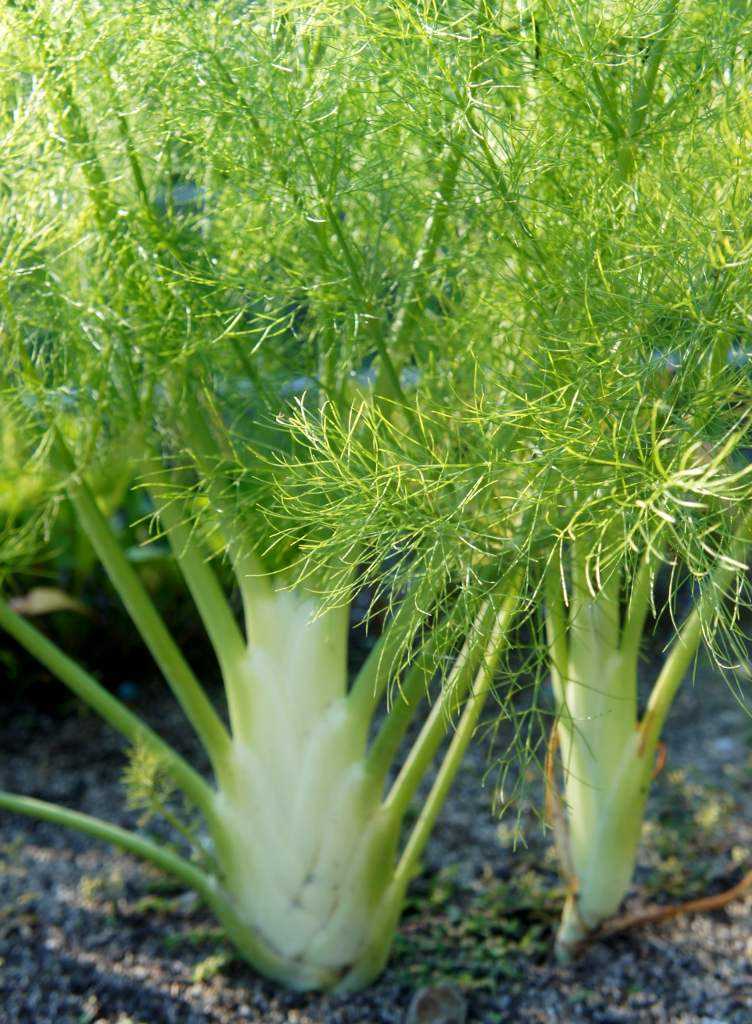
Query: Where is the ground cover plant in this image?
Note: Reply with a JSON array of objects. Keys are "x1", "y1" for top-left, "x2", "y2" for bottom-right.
[{"x1": 1, "y1": 0, "x2": 751, "y2": 1002}]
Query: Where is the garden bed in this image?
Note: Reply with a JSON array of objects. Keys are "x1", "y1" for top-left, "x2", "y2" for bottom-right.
[{"x1": 0, "y1": 659, "x2": 750, "y2": 1024}]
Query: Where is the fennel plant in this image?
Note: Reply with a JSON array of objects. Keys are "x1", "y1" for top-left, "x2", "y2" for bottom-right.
[
  {"x1": 533, "y1": 1, "x2": 752, "y2": 958},
  {"x1": 2, "y1": 0, "x2": 751, "y2": 980},
  {"x1": 0, "y1": 0, "x2": 529, "y2": 992},
  {"x1": 268, "y1": 0, "x2": 752, "y2": 961}
]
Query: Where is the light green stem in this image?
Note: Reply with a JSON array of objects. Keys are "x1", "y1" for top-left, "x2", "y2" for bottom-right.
[
  {"x1": 373, "y1": 122, "x2": 466, "y2": 400},
  {"x1": 383, "y1": 586, "x2": 518, "y2": 823},
  {"x1": 551, "y1": 540, "x2": 640, "y2": 958},
  {"x1": 349, "y1": 569, "x2": 442, "y2": 720},
  {"x1": 66, "y1": 473, "x2": 230, "y2": 770},
  {"x1": 394, "y1": 589, "x2": 518, "y2": 886},
  {"x1": 554, "y1": 506, "x2": 752, "y2": 958},
  {"x1": 336, "y1": 586, "x2": 519, "y2": 995},
  {"x1": 0, "y1": 594, "x2": 213, "y2": 818},
  {"x1": 620, "y1": 544, "x2": 660, "y2": 665},
  {"x1": 364, "y1": 632, "x2": 440, "y2": 784},
  {"x1": 159, "y1": 502, "x2": 245, "y2": 666},
  {"x1": 173, "y1": 391, "x2": 269, "y2": 602},
  {"x1": 641, "y1": 507, "x2": 752, "y2": 757},
  {"x1": 0, "y1": 789, "x2": 324, "y2": 988},
  {"x1": 616, "y1": 0, "x2": 679, "y2": 177},
  {"x1": 544, "y1": 557, "x2": 569, "y2": 717},
  {"x1": 627, "y1": 0, "x2": 679, "y2": 139},
  {"x1": 387, "y1": 134, "x2": 465, "y2": 353},
  {"x1": 156, "y1": 498, "x2": 249, "y2": 734},
  {"x1": 0, "y1": 789, "x2": 212, "y2": 893}
]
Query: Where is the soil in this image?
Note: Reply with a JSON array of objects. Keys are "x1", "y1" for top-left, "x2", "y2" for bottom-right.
[{"x1": 0, "y1": 655, "x2": 750, "y2": 1024}]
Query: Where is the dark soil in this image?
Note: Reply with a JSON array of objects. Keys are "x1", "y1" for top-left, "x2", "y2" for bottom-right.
[{"x1": 0, "y1": 657, "x2": 750, "y2": 1024}]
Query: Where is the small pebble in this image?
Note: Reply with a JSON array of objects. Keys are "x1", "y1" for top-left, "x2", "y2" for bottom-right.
[{"x1": 405, "y1": 983, "x2": 467, "y2": 1024}]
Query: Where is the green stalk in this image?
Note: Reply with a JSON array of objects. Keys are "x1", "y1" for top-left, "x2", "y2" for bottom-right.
[
  {"x1": 640, "y1": 507, "x2": 752, "y2": 757},
  {"x1": 348, "y1": 606, "x2": 415, "y2": 721},
  {"x1": 544, "y1": 556, "x2": 569, "y2": 716},
  {"x1": 157, "y1": 500, "x2": 245, "y2": 667},
  {"x1": 373, "y1": 124, "x2": 466, "y2": 399},
  {"x1": 0, "y1": 124, "x2": 227, "y2": 767},
  {"x1": 348, "y1": 568, "x2": 442, "y2": 720},
  {"x1": 335, "y1": 586, "x2": 519, "y2": 995},
  {"x1": 338, "y1": 589, "x2": 520, "y2": 995},
  {"x1": 620, "y1": 544, "x2": 660, "y2": 666},
  {"x1": 171, "y1": 388, "x2": 269, "y2": 603},
  {"x1": 563, "y1": 540, "x2": 632, "y2": 768},
  {"x1": 383, "y1": 587, "x2": 517, "y2": 823},
  {"x1": 364, "y1": 632, "x2": 441, "y2": 784},
  {"x1": 382, "y1": 612, "x2": 491, "y2": 821},
  {"x1": 616, "y1": 0, "x2": 679, "y2": 177},
  {"x1": 551, "y1": 540, "x2": 640, "y2": 959},
  {"x1": 554, "y1": 507, "x2": 752, "y2": 958},
  {"x1": 627, "y1": 0, "x2": 680, "y2": 139},
  {"x1": 393, "y1": 589, "x2": 518, "y2": 886},
  {"x1": 156, "y1": 498, "x2": 249, "y2": 734},
  {"x1": 0, "y1": 594, "x2": 213, "y2": 817},
  {"x1": 0, "y1": 790, "x2": 213, "y2": 892},
  {"x1": 65, "y1": 473, "x2": 230, "y2": 771},
  {"x1": 0, "y1": 789, "x2": 327, "y2": 988},
  {"x1": 208, "y1": 48, "x2": 410, "y2": 414}
]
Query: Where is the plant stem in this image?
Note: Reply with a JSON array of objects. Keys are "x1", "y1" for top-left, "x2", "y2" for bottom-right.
[
  {"x1": 336, "y1": 585, "x2": 520, "y2": 995},
  {"x1": 172, "y1": 387, "x2": 269, "y2": 600},
  {"x1": 640, "y1": 507, "x2": 752, "y2": 757},
  {"x1": 616, "y1": 0, "x2": 679, "y2": 177},
  {"x1": 627, "y1": 0, "x2": 679, "y2": 139},
  {"x1": 553, "y1": 506, "x2": 752, "y2": 957},
  {"x1": 544, "y1": 556, "x2": 569, "y2": 716},
  {"x1": 0, "y1": 594, "x2": 213, "y2": 817},
  {"x1": 0, "y1": 789, "x2": 321, "y2": 987},
  {"x1": 383, "y1": 586, "x2": 518, "y2": 823},
  {"x1": 0, "y1": 790, "x2": 213, "y2": 895},
  {"x1": 3, "y1": 255, "x2": 228, "y2": 768},
  {"x1": 620, "y1": 544, "x2": 660, "y2": 665},
  {"x1": 364, "y1": 633, "x2": 439, "y2": 784},
  {"x1": 390, "y1": 135, "x2": 466, "y2": 352},
  {"x1": 208, "y1": 47, "x2": 410, "y2": 415},
  {"x1": 65, "y1": 471, "x2": 230, "y2": 771},
  {"x1": 372, "y1": 122, "x2": 467, "y2": 400},
  {"x1": 156, "y1": 498, "x2": 249, "y2": 730},
  {"x1": 348, "y1": 570, "x2": 442, "y2": 720},
  {"x1": 393, "y1": 588, "x2": 518, "y2": 886}
]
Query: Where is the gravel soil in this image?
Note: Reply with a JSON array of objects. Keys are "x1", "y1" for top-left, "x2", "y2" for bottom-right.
[{"x1": 0, "y1": 658, "x2": 750, "y2": 1024}]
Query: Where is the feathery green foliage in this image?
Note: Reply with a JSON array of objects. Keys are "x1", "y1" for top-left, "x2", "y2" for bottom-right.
[
  {"x1": 262, "y1": 0, "x2": 752, "y2": 954},
  {"x1": 0, "y1": 0, "x2": 533, "y2": 990},
  {"x1": 0, "y1": 0, "x2": 750, "y2": 982}
]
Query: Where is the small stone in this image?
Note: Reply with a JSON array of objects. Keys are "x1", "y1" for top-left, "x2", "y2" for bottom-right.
[
  {"x1": 405, "y1": 983, "x2": 467, "y2": 1024},
  {"x1": 175, "y1": 891, "x2": 201, "y2": 915}
]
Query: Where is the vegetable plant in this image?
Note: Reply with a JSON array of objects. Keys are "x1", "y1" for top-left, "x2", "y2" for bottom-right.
[
  {"x1": 265, "y1": 0, "x2": 752, "y2": 962},
  {"x1": 0, "y1": 0, "x2": 529, "y2": 993},
  {"x1": 533, "y1": 2, "x2": 752, "y2": 958},
  {"x1": 2, "y1": 0, "x2": 750, "y2": 986}
]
